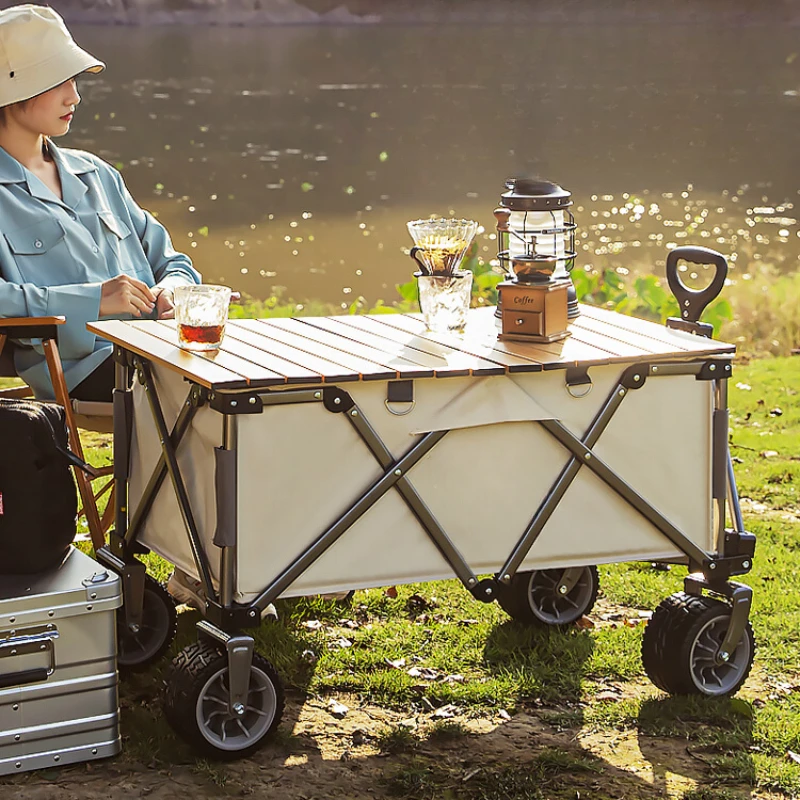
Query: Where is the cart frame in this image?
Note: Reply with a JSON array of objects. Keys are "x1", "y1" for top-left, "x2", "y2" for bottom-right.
[
  {"x1": 91, "y1": 244, "x2": 756, "y2": 747},
  {"x1": 97, "y1": 347, "x2": 754, "y2": 715}
]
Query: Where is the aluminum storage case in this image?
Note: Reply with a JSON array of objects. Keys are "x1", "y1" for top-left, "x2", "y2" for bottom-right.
[{"x1": 0, "y1": 546, "x2": 122, "y2": 776}]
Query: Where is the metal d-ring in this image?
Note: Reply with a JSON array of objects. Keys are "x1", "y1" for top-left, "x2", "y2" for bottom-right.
[
  {"x1": 565, "y1": 366, "x2": 593, "y2": 399},
  {"x1": 384, "y1": 398, "x2": 416, "y2": 416},
  {"x1": 566, "y1": 379, "x2": 593, "y2": 399}
]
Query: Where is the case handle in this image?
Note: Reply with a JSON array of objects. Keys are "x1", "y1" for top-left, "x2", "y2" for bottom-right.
[
  {"x1": 0, "y1": 667, "x2": 49, "y2": 689},
  {"x1": 0, "y1": 630, "x2": 58, "y2": 686}
]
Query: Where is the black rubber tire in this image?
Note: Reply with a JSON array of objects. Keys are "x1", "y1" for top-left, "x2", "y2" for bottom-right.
[
  {"x1": 163, "y1": 640, "x2": 285, "y2": 760},
  {"x1": 497, "y1": 566, "x2": 599, "y2": 627},
  {"x1": 642, "y1": 591, "x2": 755, "y2": 697},
  {"x1": 117, "y1": 576, "x2": 178, "y2": 672}
]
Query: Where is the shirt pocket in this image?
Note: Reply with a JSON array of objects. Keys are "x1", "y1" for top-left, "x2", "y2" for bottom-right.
[
  {"x1": 4, "y1": 218, "x2": 68, "y2": 283},
  {"x1": 98, "y1": 210, "x2": 132, "y2": 241},
  {"x1": 5, "y1": 217, "x2": 66, "y2": 255},
  {"x1": 98, "y1": 211, "x2": 147, "y2": 278}
]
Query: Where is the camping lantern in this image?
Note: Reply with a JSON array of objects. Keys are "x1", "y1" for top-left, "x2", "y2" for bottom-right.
[{"x1": 494, "y1": 178, "x2": 579, "y2": 342}]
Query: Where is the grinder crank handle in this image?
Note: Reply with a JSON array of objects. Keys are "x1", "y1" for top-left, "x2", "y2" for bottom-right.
[{"x1": 666, "y1": 246, "x2": 728, "y2": 325}]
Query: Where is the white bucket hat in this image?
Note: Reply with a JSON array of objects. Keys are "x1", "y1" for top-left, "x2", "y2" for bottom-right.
[{"x1": 0, "y1": 4, "x2": 104, "y2": 108}]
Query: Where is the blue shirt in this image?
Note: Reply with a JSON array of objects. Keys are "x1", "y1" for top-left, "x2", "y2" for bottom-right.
[{"x1": 0, "y1": 141, "x2": 200, "y2": 399}]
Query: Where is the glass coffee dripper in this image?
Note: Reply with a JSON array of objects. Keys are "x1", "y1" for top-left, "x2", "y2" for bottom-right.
[
  {"x1": 407, "y1": 218, "x2": 479, "y2": 278},
  {"x1": 406, "y1": 218, "x2": 479, "y2": 333}
]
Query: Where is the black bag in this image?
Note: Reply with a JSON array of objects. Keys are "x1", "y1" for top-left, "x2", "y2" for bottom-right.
[{"x1": 0, "y1": 399, "x2": 78, "y2": 574}]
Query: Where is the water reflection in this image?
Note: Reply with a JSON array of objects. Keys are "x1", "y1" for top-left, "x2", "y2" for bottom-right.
[{"x1": 67, "y1": 23, "x2": 799, "y2": 304}]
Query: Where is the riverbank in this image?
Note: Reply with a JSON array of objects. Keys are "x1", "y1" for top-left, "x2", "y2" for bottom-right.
[{"x1": 51, "y1": 0, "x2": 800, "y2": 27}]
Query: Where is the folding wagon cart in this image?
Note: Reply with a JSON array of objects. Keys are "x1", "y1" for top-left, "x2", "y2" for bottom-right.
[{"x1": 91, "y1": 246, "x2": 755, "y2": 759}]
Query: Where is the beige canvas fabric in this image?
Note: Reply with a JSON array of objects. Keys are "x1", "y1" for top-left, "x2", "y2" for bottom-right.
[
  {"x1": 0, "y1": 4, "x2": 104, "y2": 107},
  {"x1": 127, "y1": 364, "x2": 714, "y2": 602}
]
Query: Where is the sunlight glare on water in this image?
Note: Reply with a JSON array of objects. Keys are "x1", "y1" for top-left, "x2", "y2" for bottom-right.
[{"x1": 69, "y1": 23, "x2": 799, "y2": 304}]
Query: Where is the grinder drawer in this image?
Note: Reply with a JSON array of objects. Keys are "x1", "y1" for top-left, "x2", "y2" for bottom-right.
[{"x1": 502, "y1": 309, "x2": 544, "y2": 336}]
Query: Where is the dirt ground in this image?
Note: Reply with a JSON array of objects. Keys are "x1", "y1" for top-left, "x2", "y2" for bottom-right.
[
  {"x1": 0, "y1": 697, "x2": 734, "y2": 800},
  {"x1": 1, "y1": 599, "x2": 779, "y2": 799},
  {"x1": 3, "y1": 683, "x2": 777, "y2": 800}
]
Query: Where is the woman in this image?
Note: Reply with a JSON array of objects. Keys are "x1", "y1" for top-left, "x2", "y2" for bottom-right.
[
  {"x1": 0, "y1": 5, "x2": 221, "y2": 612},
  {"x1": 0, "y1": 4, "x2": 200, "y2": 402}
]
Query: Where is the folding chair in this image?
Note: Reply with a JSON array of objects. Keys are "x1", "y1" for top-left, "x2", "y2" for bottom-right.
[{"x1": 0, "y1": 316, "x2": 114, "y2": 551}]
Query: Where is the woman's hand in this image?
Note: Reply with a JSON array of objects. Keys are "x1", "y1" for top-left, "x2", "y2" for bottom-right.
[
  {"x1": 153, "y1": 286, "x2": 175, "y2": 319},
  {"x1": 99, "y1": 275, "x2": 156, "y2": 317}
]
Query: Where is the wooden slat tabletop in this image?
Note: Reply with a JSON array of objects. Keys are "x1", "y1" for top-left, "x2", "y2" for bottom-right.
[
  {"x1": 86, "y1": 319, "x2": 251, "y2": 389},
  {"x1": 301, "y1": 316, "x2": 484, "y2": 375},
  {"x1": 88, "y1": 304, "x2": 735, "y2": 391},
  {"x1": 329, "y1": 314, "x2": 510, "y2": 377},
  {"x1": 268, "y1": 317, "x2": 435, "y2": 380},
  {"x1": 150, "y1": 321, "x2": 287, "y2": 385},
  {"x1": 578, "y1": 304, "x2": 735, "y2": 355}
]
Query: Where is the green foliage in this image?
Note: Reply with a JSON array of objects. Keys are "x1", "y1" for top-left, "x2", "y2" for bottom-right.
[{"x1": 572, "y1": 267, "x2": 733, "y2": 337}]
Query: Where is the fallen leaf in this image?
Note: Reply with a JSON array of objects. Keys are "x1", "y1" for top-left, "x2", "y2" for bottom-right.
[
  {"x1": 406, "y1": 593, "x2": 432, "y2": 611},
  {"x1": 329, "y1": 637, "x2": 353, "y2": 649},
  {"x1": 788, "y1": 750, "x2": 800, "y2": 764},
  {"x1": 408, "y1": 666, "x2": 439, "y2": 681},
  {"x1": 498, "y1": 709, "x2": 511, "y2": 720},
  {"x1": 433, "y1": 704, "x2": 460, "y2": 719},
  {"x1": 302, "y1": 620, "x2": 323, "y2": 630},
  {"x1": 385, "y1": 586, "x2": 398, "y2": 599},
  {"x1": 575, "y1": 616, "x2": 595, "y2": 629},
  {"x1": 327, "y1": 700, "x2": 349, "y2": 718},
  {"x1": 735, "y1": 382, "x2": 752, "y2": 391},
  {"x1": 386, "y1": 658, "x2": 406, "y2": 669},
  {"x1": 760, "y1": 450, "x2": 779, "y2": 458}
]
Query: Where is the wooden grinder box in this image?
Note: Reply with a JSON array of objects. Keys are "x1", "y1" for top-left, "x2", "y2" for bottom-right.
[{"x1": 497, "y1": 280, "x2": 570, "y2": 342}]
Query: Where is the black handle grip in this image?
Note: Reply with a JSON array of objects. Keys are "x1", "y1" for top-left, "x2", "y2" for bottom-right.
[
  {"x1": 0, "y1": 667, "x2": 48, "y2": 689},
  {"x1": 409, "y1": 246, "x2": 431, "y2": 276},
  {"x1": 666, "y1": 246, "x2": 728, "y2": 324}
]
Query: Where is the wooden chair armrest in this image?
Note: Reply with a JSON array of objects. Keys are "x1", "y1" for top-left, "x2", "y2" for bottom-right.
[{"x1": 0, "y1": 316, "x2": 66, "y2": 327}]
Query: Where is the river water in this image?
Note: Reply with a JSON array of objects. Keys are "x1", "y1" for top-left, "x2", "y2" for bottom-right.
[{"x1": 67, "y1": 22, "x2": 799, "y2": 306}]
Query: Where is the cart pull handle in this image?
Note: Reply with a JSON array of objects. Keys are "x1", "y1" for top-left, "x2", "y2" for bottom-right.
[{"x1": 666, "y1": 246, "x2": 728, "y2": 325}]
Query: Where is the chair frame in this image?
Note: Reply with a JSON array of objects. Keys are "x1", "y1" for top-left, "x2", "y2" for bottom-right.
[{"x1": 0, "y1": 316, "x2": 112, "y2": 551}]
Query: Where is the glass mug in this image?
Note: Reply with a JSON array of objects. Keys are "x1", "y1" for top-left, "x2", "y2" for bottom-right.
[
  {"x1": 173, "y1": 284, "x2": 232, "y2": 352},
  {"x1": 415, "y1": 270, "x2": 473, "y2": 333}
]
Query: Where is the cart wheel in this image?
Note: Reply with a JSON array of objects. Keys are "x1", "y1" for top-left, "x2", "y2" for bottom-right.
[
  {"x1": 497, "y1": 566, "x2": 599, "y2": 627},
  {"x1": 642, "y1": 592, "x2": 755, "y2": 697},
  {"x1": 163, "y1": 640, "x2": 284, "y2": 760},
  {"x1": 117, "y1": 576, "x2": 177, "y2": 672}
]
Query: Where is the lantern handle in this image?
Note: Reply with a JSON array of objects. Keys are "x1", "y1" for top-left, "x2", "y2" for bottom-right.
[{"x1": 665, "y1": 246, "x2": 728, "y2": 325}]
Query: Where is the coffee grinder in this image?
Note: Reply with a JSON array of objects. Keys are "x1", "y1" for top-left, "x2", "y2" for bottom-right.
[{"x1": 494, "y1": 179, "x2": 579, "y2": 343}]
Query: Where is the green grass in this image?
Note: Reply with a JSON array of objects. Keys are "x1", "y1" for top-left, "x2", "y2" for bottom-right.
[{"x1": 5, "y1": 352, "x2": 800, "y2": 797}]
